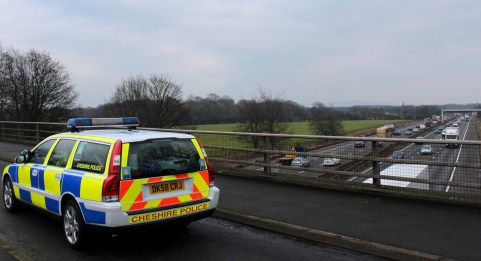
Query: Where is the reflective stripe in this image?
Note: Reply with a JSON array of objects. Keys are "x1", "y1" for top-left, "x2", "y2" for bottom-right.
[
  {"x1": 120, "y1": 180, "x2": 144, "y2": 211},
  {"x1": 7, "y1": 165, "x2": 19, "y2": 183},
  {"x1": 119, "y1": 171, "x2": 210, "y2": 212},
  {"x1": 43, "y1": 168, "x2": 62, "y2": 195},
  {"x1": 19, "y1": 188, "x2": 32, "y2": 203},
  {"x1": 61, "y1": 172, "x2": 83, "y2": 197},
  {"x1": 33, "y1": 193, "x2": 47, "y2": 209},
  {"x1": 52, "y1": 134, "x2": 115, "y2": 144},
  {"x1": 79, "y1": 202, "x2": 106, "y2": 224},
  {"x1": 18, "y1": 167, "x2": 31, "y2": 187},
  {"x1": 45, "y1": 197, "x2": 59, "y2": 213},
  {"x1": 192, "y1": 139, "x2": 205, "y2": 159},
  {"x1": 121, "y1": 143, "x2": 130, "y2": 167},
  {"x1": 13, "y1": 186, "x2": 20, "y2": 198},
  {"x1": 80, "y1": 173, "x2": 104, "y2": 201}
]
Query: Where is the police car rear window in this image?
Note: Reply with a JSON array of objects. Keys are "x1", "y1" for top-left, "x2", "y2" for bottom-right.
[
  {"x1": 127, "y1": 139, "x2": 204, "y2": 178},
  {"x1": 72, "y1": 142, "x2": 110, "y2": 173}
]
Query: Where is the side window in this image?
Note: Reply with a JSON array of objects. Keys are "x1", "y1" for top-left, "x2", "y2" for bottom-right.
[
  {"x1": 72, "y1": 142, "x2": 110, "y2": 174},
  {"x1": 29, "y1": 139, "x2": 56, "y2": 164},
  {"x1": 47, "y1": 139, "x2": 76, "y2": 168}
]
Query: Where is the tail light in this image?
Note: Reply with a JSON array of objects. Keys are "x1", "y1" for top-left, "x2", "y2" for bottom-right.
[
  {"x1": 196, "y1": 138, "x2": 215, "y2": 187},
  {"x1": 103, "y1": 139, "x2": 122, "y2": 202}
]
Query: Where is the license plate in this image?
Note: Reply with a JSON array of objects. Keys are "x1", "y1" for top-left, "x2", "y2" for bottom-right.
[{"x1": 149, "y1": 180, "x2": 185, "y2": 195}]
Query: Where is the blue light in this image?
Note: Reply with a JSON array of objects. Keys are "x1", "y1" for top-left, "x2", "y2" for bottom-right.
[
  {"x1": 123, "y1": 117, "x2": 141, "y2": 126},
  {"x1": 67, "y1": 118, "x2": 92, "y2": 128},
  {"x1": 67, "y1": 117, "x2": 140, "y2": 130}
]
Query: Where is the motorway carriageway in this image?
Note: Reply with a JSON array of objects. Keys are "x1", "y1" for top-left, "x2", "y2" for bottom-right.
[{"x1": 245, "y1": 115, "x2": 481, "y2": 194}]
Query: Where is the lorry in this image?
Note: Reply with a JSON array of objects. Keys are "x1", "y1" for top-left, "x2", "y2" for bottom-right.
[
  {"x1": 376, "y1": 126, "x2": 392, "y2": 138},
  {"x1": 423, "y1": 118, "x2": 432, "y2": 128},
  {"x1": 277, "y1": 145, "x2": 305, "y2": 165},
  {"x1": 444, "y1": 127, "x2": 460, "y2": 148}
]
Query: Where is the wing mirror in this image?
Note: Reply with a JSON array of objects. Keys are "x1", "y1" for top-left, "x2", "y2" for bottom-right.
[
  {"x1": 15, "y1": 149, "x2": 30, "y2": 163},
  {"x1": 15, "y1": 155, "x2": 26, "y2": 164}
]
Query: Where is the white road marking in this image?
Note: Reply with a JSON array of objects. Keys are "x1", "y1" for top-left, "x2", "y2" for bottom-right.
[{"x1": 446, "y1": 119, "x2": 471, "y2": 192}]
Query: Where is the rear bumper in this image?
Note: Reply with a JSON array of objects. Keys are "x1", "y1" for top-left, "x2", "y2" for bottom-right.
[{"x1": 79, "y1": 186, "x2": 220, "y2": 228}]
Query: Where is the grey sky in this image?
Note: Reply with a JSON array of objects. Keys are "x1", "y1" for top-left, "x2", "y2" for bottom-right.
[{"x1": 1, "y1": 0, "x2": 480, "y2": 107}]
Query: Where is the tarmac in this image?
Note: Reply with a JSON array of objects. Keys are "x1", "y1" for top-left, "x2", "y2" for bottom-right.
[{"x1": 1, "y1": 140, "x2": 481, "y2": 260}]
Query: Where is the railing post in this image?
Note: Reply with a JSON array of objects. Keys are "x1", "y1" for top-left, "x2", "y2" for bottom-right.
[
  {"x1": 264, "y1": 136, "x2": 272, "y2": 175},
  {"x1": 371, "y1": 140, "x2": 381, "y2": 187},
  {"x1": 36, "y1": 123, "x2": 40, "y2": 143},
  {"x1": 17, "y1": 123, "x2": 20, "y2": 142}
]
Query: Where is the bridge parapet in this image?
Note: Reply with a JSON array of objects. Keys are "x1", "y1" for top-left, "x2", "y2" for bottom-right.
[{"x1": 1, "y1": 120, "x2": 481, "y2": 206}]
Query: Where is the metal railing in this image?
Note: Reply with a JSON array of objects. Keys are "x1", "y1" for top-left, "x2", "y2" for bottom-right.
[{"x1": 1, "y1": 120, "x2": 481, "y2": 206}]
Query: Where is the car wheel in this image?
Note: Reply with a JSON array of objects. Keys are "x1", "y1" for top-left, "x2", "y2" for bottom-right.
[
  {"x1": 63, "y1": 200, "x2": 87, "y2": 249},
  {"x1": 3, "y1": 177, "x2": 18, "y2": 213}
]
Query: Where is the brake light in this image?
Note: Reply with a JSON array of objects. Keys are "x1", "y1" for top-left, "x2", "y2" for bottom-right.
[
  {"x1": 103, "y1": 139, "x2": 122, "y2": 202},
  {"x1": 207, "y1": 162, "x2": 215, "y2": 187},
  {"x1": 196, "y1": 138, "x2": 215, "y2": 187}
]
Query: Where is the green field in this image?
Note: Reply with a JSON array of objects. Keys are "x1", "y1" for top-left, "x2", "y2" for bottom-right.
[{"x1": 186, "y1": 120, "x2": 408, "y2": 135}]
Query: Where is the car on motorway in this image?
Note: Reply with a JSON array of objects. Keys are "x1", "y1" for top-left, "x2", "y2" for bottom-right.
[
  {"x1": 412, "y1": 127, "x2": 419, "y2": 133},
  {"x1": 1, "y1": 117, "x2": 219, "y2": 249},
  {"x1": 392, "y1": 130, "x2": 401, "y2": 136},
  {"x1": 420, "y1": 144, "x2": 433, "y2": 155},
  {"x1": 291, "y1": 156, "x2": 311, "y2": 167},
  {"x1": 392, "y1": 151, "x2": 404, "y2": 159},
  {"x1": 405, "y1": 130, "x2": 413, "y2": 136},
  {"x1": 354, "y1": 137, "x2": 366, "y2": 148},
  {"x1": 453, "y1": 122, "x2": 459, "y2": 127},
  {"x1": 415, "y1": 136, "x2": 424, "y2": 144},
  {"x1": 323, "y1": 158, "x2": 341, "y2": 166}
]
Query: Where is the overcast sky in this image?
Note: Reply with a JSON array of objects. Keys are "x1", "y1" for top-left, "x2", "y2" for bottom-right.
[{"x1": 1, "y1": 0, "x2": 480, "y2": 107}]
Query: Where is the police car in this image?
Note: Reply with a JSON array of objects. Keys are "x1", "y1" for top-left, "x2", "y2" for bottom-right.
[{"x1": 2, "y1": 117, "x2": 219, "y2": 249}]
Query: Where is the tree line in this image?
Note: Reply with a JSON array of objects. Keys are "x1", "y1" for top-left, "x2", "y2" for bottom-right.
[{"x1": 2, "y1": 46, "x2": 480, "y2": 138}]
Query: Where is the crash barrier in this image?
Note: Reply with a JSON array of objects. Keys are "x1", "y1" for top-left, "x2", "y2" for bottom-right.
[{"x1": 1, "y1": 120, "x2": 481, "y2": 206}]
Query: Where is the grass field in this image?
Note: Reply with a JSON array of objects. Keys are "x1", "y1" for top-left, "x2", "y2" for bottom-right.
[{"x1": 186, "y1": 120, "x2": 409, "y2": 135}]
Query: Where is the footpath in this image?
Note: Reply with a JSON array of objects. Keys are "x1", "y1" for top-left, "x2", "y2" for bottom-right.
[{"x1": 1, "y1": 141, "x2": 481, "y2": 260}]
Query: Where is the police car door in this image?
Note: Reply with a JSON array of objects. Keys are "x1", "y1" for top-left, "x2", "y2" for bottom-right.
[
  {"x1": 16, "y1": 139, "x2": 56, "y2": 207},
  {"x1": 42, "y1": 139, "x2": 77, "y2": 213}
]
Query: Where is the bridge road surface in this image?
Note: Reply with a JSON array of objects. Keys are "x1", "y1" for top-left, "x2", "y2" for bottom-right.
[{"x1": 2, "y1": 141, "x2": 481, "y2": 260}]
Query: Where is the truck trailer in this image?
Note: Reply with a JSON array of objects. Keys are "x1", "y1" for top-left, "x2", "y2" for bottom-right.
[{"x1": 444, "y1": 127, "x2": 460, "y2": 148}]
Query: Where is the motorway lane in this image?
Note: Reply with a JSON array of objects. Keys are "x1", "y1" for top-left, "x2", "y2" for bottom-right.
[
  {"x1": 363, "y1": 116, "x2": 481, "y2": 193},
  {"x1": 0, "y1": 161, "x2": 382, "y2": 261},
  {"x1": 448, "y1": 116, "x2": 481, "y2": 195}
]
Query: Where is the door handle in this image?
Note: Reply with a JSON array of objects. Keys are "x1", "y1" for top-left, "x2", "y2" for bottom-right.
[{"x1": 55, "y1": 174, "x2": 62, "y2": 181}]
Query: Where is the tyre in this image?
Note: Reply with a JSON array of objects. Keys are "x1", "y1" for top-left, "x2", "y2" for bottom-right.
[
  {"x1": 3, "y1": 177, "x2": 18, "y2": 213},
  {"x1": 63, "y1": 200, "x2": 87, "y2": 249}
]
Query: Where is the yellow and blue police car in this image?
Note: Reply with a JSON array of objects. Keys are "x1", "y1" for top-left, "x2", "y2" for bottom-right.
[{"x1": 2, "y1": 117, "x2": 219, "y2": 249}]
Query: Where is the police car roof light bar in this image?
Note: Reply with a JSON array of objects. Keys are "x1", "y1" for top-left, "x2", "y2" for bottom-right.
[{"x1": 67, "y1": 117, "x2": 140, "y2": 132}]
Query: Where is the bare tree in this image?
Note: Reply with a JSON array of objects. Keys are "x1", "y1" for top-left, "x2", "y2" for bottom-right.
[
  {"x1": 185, "y1": 94, "x2": 238, "y2": 124},
  {"x1": 309, "y1": 102, "x2": 345, "y2": 136},
  {"x1": 0, "y1": 48, "x2": 78, "y2": 121},
  {"x1": 235, "y1": 88, "x2": 289, "y2": 148},
  {"x1": 0, "y1": 45, "x2": 7, "y2": 120},
  {"x1": 107, "y1": 74, "x2": 185, "y2": 128}
]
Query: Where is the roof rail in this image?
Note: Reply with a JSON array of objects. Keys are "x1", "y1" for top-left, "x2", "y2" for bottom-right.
[{"x1": 67, "y1": 117, "x2": 140, "y2": 132}]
